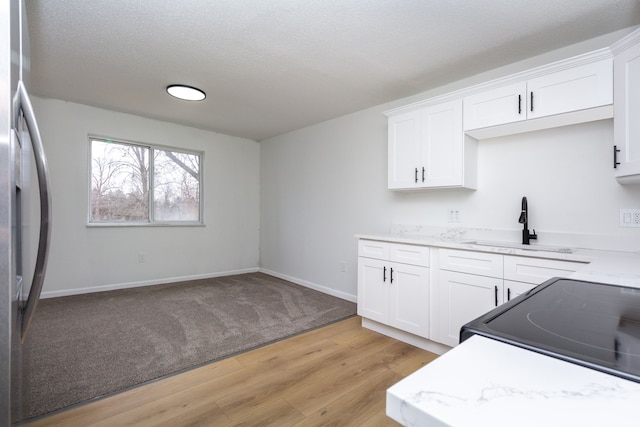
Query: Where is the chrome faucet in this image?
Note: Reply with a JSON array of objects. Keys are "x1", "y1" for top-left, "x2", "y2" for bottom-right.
[{"x1": 518, "y1": 196, "x2": 537, "y2": 245}]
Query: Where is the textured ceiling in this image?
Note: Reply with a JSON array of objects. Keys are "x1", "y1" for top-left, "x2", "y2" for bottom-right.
[{"x1": 25, "y1": 0, "x2": 640, "y2": 141}]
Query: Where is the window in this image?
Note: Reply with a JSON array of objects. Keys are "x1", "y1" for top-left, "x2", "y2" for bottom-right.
[{"x1": 89, "y1": 137, "x2": 202, "y2": 225}]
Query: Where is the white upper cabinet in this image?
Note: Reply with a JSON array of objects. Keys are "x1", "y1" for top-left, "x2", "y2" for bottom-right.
[
  {"x1": 422, "y1": 101, "x2": 467, "y2": 188},
  {"x1": 613, "y1": 29, "x2": 640, "y2": 184},
  {"x1": 463, "y1": 56, "x2": 613, "y2": 139},
  {"x1": 388, "y1": 110, "x2": 421, "y2": 189},
  {"x1": 387, "y1": 47, "x2": 617, "y2": 189},
  {"x1": 463, "y1": 82, "x2": 527, "y2": 130},
  {"x1": 526, "y1": 59, "x2": 612, "y2": 119},
  {"x1": 388, "y1": 99, "x2": 477, "y2": 190}
]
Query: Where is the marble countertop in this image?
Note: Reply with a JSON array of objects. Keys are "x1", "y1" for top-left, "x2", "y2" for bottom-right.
[
  {"x1": 369, "y1": 231, "x2": 640, "y2": 425},
  {"x1": 387, "y1": 335, "x2": 640, "y2": 427}
]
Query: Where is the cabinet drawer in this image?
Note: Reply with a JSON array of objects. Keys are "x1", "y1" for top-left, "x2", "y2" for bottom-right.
[
  {"x1": 358, "y1": 240, "x2": 429, "y2": 266},
  {"x1": 389, "y1": 243, "x2": 429, "y2": 267},
  {"x1": 504, "y1": 256, "x2": 586, "y2": 284},
  {"x1": 439, "y1": 249, "x2": 503, "y2": 278},
  {"x1": 358, "y1": 240, "x2": 389, "y2": 260}
]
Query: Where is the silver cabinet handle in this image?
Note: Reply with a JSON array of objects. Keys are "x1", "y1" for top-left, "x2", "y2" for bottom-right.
[{"x1": 14, "y1": 81, "x2": 52, "y2": 341}]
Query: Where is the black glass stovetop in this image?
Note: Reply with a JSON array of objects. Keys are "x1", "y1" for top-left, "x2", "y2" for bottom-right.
[{"x1": 461, "y1": 277, "x2": 640, "y2": 383}]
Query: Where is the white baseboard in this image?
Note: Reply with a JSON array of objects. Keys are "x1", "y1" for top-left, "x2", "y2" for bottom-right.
[
  {"x1": 259, "y1": 268, "x2": 357, "y2": 303},
  {"x1": 40, "y1": 267, "x2": 260, "y2": 298}
]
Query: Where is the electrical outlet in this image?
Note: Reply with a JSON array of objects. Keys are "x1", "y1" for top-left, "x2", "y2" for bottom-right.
[
  {"x1": 619, "y1": 209, "x2": 640, "y2": 228},
  {"x1": 339, "y1": 261, "x2": 347, "y2": 272},
  {"x1": 447, "y1": 209, "x2": 461, "y2": 223},
  {"x1": 138, "y1": 252, "x2": 146, "y2": 262}
]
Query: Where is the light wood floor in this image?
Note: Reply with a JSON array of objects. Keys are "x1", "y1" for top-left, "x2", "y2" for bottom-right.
[{"x1": 27, "y1": 316, "x2": 439, "y2": 426}]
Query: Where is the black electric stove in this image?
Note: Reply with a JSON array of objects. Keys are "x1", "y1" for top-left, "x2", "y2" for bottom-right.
[{"x1": 461, "y1": 277, "x2": 640, "y2": 383}]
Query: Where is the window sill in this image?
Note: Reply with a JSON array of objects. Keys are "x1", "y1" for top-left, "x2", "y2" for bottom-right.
[{"x1": 86, "y1": 222, "x2": 205, "y2": 228}]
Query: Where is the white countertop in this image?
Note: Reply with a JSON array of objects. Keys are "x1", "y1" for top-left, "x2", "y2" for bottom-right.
[
  {"x1": 387, "y1": 335, "x2": 640, "y2": 427},
  {"x1": 367, "y1": 232, "x2": 640, "y2": 425}
]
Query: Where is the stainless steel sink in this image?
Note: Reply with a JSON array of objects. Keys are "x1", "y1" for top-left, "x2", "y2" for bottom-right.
[{"x1": 466, "y1": 240, "x2": 574, "y2": 254}]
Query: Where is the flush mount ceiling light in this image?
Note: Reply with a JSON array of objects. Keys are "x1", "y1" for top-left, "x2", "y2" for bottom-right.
[{"x1": 166, "y1": 84, "x2": 206, "y2": 101}]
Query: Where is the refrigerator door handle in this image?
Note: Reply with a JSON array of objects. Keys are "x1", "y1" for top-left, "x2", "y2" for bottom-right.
[{"x1": 14, "y1": 80, "x2": 52, "y2": 341}]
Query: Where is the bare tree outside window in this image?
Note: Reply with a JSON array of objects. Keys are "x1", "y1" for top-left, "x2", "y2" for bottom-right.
[
  {"x1": 89, "y1": 137, "x2": 202, "y2": 224},
  {"x1": 154, "y1": 150, "x2": 200, "y2": 221},
  {"x1": 91, "y1": 139, "x2": 149, "y2": 222}
]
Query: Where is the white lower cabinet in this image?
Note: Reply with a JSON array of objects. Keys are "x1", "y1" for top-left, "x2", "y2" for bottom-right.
[
  {"x1": 436, "y1": 269, "x2": 502, "y2": 347},
  {"x1": 357, "y1": 239, "x2": 589, "y2": 350},
  {"x1": 358, "y1": 257, "x2": 389, "y2": 324},
  {"x1": 388, "y1": 263, "x2": 429, "y2": 336},
  {"x1": 434, "y1": 249, "x2": 504, "y2": 347},
  {"x1": 433, "y1": 249, "x2": 586, "y2": 347},
  {"x1": 503, "y1": 280, "x2": 536, "y2": 301},
  {"x1": 357, "y1": 241, "x2": 429, "y2": 338}
]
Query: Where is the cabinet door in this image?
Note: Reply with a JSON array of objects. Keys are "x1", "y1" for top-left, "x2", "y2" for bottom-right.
[
  {"x1": 421, "y1": 99, "x2": 464, "y2": 188},
  {"x1": 614, "y1": 38, "x2": 640, "y2": 183},
  {"x1": 435, "y1": 270, "x2": 502, "y2": 347},
  {"x1": 527, "y1": 58, "x2": 612, "y2": 120},
  {"x1": 463, "y1": 82, "x2": 527, "y2": 130},
  {"x1": 389, "y1": 263, "x2": 429, "y2": 337},
  {"x1": 504, "y1": 280, "x2": 536, "y2": 302},
  {"x1": 357, "y1": 257, "x2": 389, "y2": 324},
  {"x1": 388, "y1": 110, "x2": 421, "y2": 189}
]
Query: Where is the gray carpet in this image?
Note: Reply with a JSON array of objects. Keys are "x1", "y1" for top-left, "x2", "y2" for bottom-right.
[{"x1": 24, "y1": 272, "x2": 356, "y2": 419}]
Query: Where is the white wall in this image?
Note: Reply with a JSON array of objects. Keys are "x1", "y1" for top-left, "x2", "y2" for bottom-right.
[
  {"x1": 32, "y1": 28, "x2": 640, "y2": 300},
  {"x1": 392, "y1": 120, "x2": 640, "y2": 243},
  {"x1": 259, "y1": 109, "x2": 395, "y2": 300},
  {"x1": 33, "y1": 98, "x2": 260, "y2": 296},
  {"x1": 260, "y1": 108, "x2": 640, "y2": 302},
  {"x1": 260, "y1": 33, "x2": 640, "y2": 301}
]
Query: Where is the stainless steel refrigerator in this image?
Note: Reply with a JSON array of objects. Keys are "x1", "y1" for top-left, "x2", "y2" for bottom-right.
[{"x1": 1, "y1": 0, "x2": 52, "y2": 425}]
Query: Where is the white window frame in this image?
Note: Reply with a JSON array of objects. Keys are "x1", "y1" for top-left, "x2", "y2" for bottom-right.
[{"x1": 88, "y1": 135, "x2": 204, "y2": 227}]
